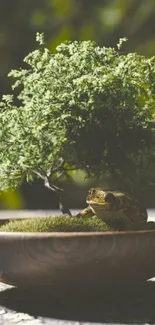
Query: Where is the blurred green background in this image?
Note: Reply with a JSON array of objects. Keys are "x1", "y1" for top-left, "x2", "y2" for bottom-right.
[{"x1": 1, "y1": 0, "x2": 155, "y2": 210}]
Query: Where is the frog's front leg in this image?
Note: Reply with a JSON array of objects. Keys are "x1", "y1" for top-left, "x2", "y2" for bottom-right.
[{"x1": 76, "y1": 206, "x2": 95, "y2": 218}]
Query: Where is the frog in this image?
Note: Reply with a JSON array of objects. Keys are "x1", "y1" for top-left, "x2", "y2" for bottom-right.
[{"x1": 76, "y1": 188, "x2": 151, "y2": 231}]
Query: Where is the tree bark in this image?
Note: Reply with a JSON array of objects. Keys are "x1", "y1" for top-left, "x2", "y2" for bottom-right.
[
  {"x1": 44, "y1": 176, "x2": 72, "y2": 216},
  {"x1": 32, "y1": 167, "x2": 72, "y2": 216}
]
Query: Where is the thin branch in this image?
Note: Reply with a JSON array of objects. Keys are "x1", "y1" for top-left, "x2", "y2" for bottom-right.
[
  {"x1": 47, "y1": 158, "x2": 64, "y2": 178},
  {"x1": 32, "y1": 168, "x2": 64, "y2": 192},
  {"x1": 44, "y1": 175, "x2": 64, "y2": 193},
  {"x1": 32, "y1": 169, "x2": 45, "y2": 180},
  {"x1": 55, "y1": 171, "x2": 65, "y2": 181},
  {"x1": 65, "y1": 167, "x2": 78, "y2": 172},
  {"x1": 38, "y1": 167, "x2": 47, "y2": 177}
]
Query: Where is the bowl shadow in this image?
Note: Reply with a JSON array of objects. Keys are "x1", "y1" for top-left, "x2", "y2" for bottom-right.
[{"x1": 0, "y1": 281, "x2": 155, "y2": 323}]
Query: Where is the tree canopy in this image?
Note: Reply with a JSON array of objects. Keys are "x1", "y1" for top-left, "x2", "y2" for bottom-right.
[
  {"x1": 1, "y1": 0, "x2": 155, "y2": 100},
  {"x1": 0, "y1": 34, "x2": 155, "y2": 209}
]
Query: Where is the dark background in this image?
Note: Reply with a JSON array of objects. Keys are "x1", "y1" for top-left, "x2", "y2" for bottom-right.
[{"x1": 1, "y1": 0, "x2": 155, "y2": 210}]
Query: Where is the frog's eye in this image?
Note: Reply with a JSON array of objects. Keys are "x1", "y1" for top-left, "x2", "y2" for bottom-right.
[
  {"x1": 104, "y1": 192, "x2": 115, "y2": 203},
  {"x1": 89, "y1": 188, "x2": 96, "y2": 195}
]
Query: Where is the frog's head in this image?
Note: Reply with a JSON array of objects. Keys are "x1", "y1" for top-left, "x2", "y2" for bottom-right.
[
  {"x1": 86, "y1": 188, "x2": 117, "y2": 211},
  {"x1": 86, "y1": 188, "x2": 147, "y2": 230}
]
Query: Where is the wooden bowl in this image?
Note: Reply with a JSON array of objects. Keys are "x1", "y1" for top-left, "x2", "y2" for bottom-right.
[{"x1": 0, "y1": 229, "x2": 155, "y2": 297}]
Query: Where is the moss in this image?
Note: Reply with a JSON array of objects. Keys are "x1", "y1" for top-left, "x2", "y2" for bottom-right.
[{"x1": 0, "y1": 216, "x2": 112, "y2": 232}]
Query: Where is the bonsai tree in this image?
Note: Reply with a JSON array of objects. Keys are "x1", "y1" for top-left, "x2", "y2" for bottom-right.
[{"x1": 0, "y1": 34, "x2": 155, "y2": 215}]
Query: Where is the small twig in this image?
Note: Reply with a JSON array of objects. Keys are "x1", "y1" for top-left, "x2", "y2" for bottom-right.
[
  {"x1": 54, "y1": 167, "x2": 78, "y2": 181},
  {"x1": 65, "y1": 167, "x2": 78, "y2": 172},
  {"x1": 55, "y1": 171, "x2": 65, "y2": 181}
]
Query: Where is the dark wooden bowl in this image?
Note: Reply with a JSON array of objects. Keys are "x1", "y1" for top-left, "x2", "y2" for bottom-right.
[{"x1": 0, "y1": 229, "x2": 155, "y2": 297}]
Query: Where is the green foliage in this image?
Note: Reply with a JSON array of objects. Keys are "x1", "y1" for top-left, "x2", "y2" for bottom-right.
[
  {"x1": 0, "y1": 34, "x2": 155, "y2": 191},
  {"x1": 0, "y1": 216, "x2": 111, "y2": 232},
  {"x1": 1, "y1": 0, "x2": 155, "y2": 102}
]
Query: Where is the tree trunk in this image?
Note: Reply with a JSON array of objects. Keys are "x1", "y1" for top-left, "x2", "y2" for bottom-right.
[{"x1": 44, "y1": 176, "x2": 72, "y2": 216}]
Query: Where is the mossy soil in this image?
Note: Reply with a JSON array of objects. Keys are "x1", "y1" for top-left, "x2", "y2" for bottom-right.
[{"x1": 0, "y1": 216, "x2": 112, "y2": 232}]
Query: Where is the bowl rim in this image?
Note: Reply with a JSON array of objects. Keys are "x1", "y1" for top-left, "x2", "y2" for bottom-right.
[{"x1": 0, "y1": 229, "x2": 155, "y2": 237}]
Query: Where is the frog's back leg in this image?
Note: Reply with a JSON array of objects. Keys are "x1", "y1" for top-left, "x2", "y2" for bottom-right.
[{"x1": 76, "y1": 206, "x2": 94, "y2": 218}]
